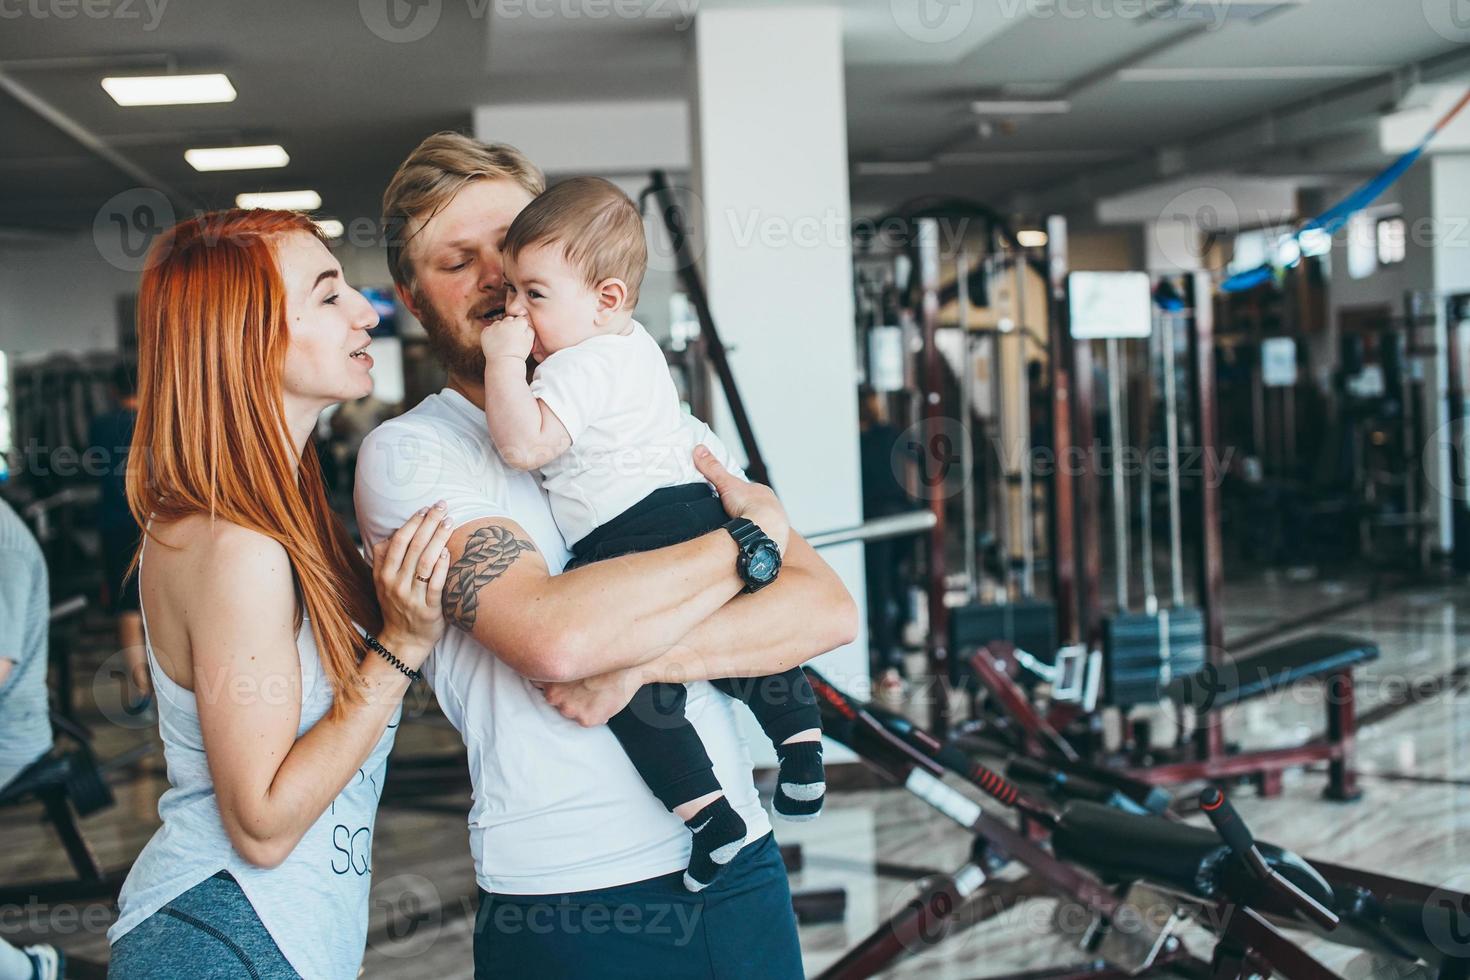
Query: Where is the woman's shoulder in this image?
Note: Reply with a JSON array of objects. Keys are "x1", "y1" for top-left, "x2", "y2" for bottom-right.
[
  {"x1": 144, "y1": 517, "x2": 297, "y2": 644},
  {"x1": 150, "y1": 515, "x2": 290, "y2": 584}
]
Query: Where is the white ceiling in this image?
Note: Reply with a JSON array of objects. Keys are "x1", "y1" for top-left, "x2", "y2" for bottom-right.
[{"x1": 0, "y1": 0, "x2": 1464, "y2": 234}]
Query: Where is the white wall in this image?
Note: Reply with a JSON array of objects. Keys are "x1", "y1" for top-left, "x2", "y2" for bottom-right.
[
  {"x1": 472, "y1": 104, "x2": 686, "y2": 342},
  {"x1": 472, "y1": 100, "x2": 689, "y2": 176},
  {"x1": 0, "y1": 230, "x2": 407, "y2": 358},
  {"x1": 0, "y1": 234, "x2": 141, "y2": 356},
  {"x1": 1326, "y1": 166, "x2": 1434, "y2": 329},
  {"x1": 1319, "y1": 165, "x2": 1436, "y2": 391}
]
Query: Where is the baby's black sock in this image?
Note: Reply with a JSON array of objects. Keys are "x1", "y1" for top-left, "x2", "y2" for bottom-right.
[
  {"x1": 773, "y1": 739, "x2": 825, "y2": 821},
  {"x1": 683, "y1": 796, "x2": 747, "y2": 892}
]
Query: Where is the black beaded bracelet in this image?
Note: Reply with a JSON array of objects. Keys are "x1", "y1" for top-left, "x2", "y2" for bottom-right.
[{"x1": 364, "y1": 633, "x2": 423, "y2": 682}]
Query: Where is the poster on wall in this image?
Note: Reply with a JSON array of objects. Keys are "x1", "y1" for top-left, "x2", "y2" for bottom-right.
[
  {"x1": 1068, "y1": 272, "x2": 1152, "y2": 340},
  {"x1": 1261, "y1": 337, "x2": 1299, "y2": 388}
]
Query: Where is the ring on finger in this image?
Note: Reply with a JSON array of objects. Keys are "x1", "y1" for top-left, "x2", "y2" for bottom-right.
[{"x1": 415, "y1": 574, "x2": 431, "y2": 583}]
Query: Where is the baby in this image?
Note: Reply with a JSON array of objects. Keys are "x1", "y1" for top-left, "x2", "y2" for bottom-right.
[{"x1": 479, "y1": 177, "x2": 824, "y2": 892}]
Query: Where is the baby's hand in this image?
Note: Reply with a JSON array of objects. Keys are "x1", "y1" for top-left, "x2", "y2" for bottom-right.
[{"x1": 481, "y1": 314, "x2": 535, "y2": 364}]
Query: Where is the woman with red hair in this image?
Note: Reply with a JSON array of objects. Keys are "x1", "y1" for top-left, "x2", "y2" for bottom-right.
[{"x1": 106, "y1": 210, "x2": 450, "y2": 979}]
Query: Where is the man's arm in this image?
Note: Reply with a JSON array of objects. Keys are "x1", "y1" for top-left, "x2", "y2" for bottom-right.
[
  {"x1": 437, "y1": 447, "x2": 795, "y2": 684},
  {"x1": 442, "y1": 517, "x2": 740, "y2": 682},
  {"x1": 355, "y1": 420, "x2": 800, "y2": 686},
  {"x1": 540, "y1": 533, "x2": 859, "y2": 726},
  {"x1": 647, "y1": 533, "x2": 856, "y2": 680}
]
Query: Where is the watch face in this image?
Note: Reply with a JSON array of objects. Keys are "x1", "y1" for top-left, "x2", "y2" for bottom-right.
[{"x1": 748, "y1": 545, "x2": 780, "y2": 582}]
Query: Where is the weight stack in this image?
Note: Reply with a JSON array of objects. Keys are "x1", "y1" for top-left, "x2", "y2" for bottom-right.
[
  {"x1": 1102, "y1": 607, "x2": 1206, "y2": 707},
  {"x1": 948, "y1": 600, "x2": 1058, "y2": 691}
]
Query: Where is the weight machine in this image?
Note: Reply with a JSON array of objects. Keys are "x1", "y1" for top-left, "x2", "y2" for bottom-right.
[
  {"x1": 808, "y1": 671, "x2": 1470, "y2": 980},
  {"x1": 869, "y1": 210, "x2": 1382, "y2": 800}
]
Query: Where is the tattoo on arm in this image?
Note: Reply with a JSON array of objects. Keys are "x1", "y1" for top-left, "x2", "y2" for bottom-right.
[{"x1": 444, "y1": 525, "x2": 536, "y2": 630}]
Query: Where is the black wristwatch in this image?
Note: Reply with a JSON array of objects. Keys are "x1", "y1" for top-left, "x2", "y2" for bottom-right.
[{"x1": 723, "y1": 517, "x2": 782, "y2": 594}]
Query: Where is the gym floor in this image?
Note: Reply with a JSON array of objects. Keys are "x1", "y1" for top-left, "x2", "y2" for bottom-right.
[{"x1": 6, "y1": 570, "x2": 1465, "y2": 978}]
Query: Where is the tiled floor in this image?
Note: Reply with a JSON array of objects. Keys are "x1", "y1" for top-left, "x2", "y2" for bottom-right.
[{"x1": 2, "y1": 569, "x2": 1466, "y2": 978}]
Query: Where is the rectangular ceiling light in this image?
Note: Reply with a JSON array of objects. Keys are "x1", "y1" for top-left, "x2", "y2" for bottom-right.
[
  {"x1": 970, "y1": 100, "x2": 1070, "y2": 116},
  {"x1": 1017, "y1": 230, "x2": 1049, "y2": 248},
  {"x1": 236, "y1": 190, "x2": 321, "y2": 211},
  {"x1": 185, "y1": 145, "x2": 289, "y2": 172},
  {"x1": 1118, "y1": 67, "x2": 1377, "y2": 82},
  {"x1": 315, "y1": 219, "x2": 345, "y2": 239},
  {"x1": 102, "y1": 73, "x2": 237, "y2": 106}
]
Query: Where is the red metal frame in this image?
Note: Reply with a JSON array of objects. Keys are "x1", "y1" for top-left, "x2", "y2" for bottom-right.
[
  {"x1": 916, "y1": 217, "x2": 952, "y2": 735},
  {"x1": 1186, "y1": 272, "x2": 1229, "y2": 767},
  {"x1": 1025, "y1": 271, "x2": 1368, "y2": 800},
  {"x1": 967, "y1": 642, "x2": 1081, "y2": 765},
  {"x1": 808, "y1": 676, "x2": 1455, "y2": 980},
  {"x1": 814, "y1": 875, "x2": 1048, "y2": 980},
  {"x1": 1046, "y1": 216, "x2": 1079, "y2": 648}
]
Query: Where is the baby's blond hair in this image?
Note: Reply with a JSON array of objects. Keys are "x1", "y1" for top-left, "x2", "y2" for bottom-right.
[{"x1": 503, "y1": 177, "x2": 647, "y2": 308}]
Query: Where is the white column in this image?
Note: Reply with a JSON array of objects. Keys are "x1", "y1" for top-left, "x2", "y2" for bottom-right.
[
  {"x1": 1427, "y1": 155, "x2": 1470, "y2": 559},
  {"x1": 1429, "y1": 156, "x2": 1470, "y2": 295},
  {"x1": 690, "y1": 6, "x2": 869, "y2": 760}
]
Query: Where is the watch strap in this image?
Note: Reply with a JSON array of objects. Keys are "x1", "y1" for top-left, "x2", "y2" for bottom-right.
[{"x1": 723, "y1": 517, "x2": 762, "y2": 550}]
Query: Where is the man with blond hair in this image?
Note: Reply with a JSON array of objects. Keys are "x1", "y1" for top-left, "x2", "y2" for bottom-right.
[{"x1": 354, "y1": 131, "x2": 855, "y2": 978}]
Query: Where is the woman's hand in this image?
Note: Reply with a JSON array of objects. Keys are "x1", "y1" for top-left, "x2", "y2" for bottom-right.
[
  {"x1": 693, "y1": 446, "x2": 791, "y2": 555},
  {"x1": 372, "y1": 500, "x2": 455, "y2": 668}
]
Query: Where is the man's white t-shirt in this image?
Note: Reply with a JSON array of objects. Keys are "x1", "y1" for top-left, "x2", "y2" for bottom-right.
[
  {"x1": 353, "y1": 387, "x2": 770, "y2": 895},
  {"x1": 530, "y1": 321, "x2": 718, "y2": 547}
]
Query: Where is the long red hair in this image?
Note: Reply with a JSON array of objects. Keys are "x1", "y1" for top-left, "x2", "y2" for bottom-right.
[{"x1": 127, "y1": 209, "x2": 381, "y2": 713}]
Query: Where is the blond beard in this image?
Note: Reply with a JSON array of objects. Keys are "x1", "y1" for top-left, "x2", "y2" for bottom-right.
[{"x1": 414, "y1": 289, "x2": 487, "y2": 382}]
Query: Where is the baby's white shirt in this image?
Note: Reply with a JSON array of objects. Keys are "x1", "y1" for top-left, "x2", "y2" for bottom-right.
[{"x1": 528, "y1": 320, "x2": 737, "y2": 546}]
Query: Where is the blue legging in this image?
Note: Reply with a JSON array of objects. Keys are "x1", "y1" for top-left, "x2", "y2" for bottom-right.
[{"x1": 109, "y1": 872, "x2": 300, "y2": 979}]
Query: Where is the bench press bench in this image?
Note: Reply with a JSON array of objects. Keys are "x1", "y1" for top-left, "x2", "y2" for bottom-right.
[
  {"x1": 1141, "y1": 633, "x2": 1380, "y2": 800},
  {"x1": 0, "y1": 748, "x2": 130, "y2": 906},
  {"x1": 947, "y1": 606, "x2": 1380, "y2": 800},
  {"x1": 810, "y1": 672, "x2": 1469, "y2": 980}
]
